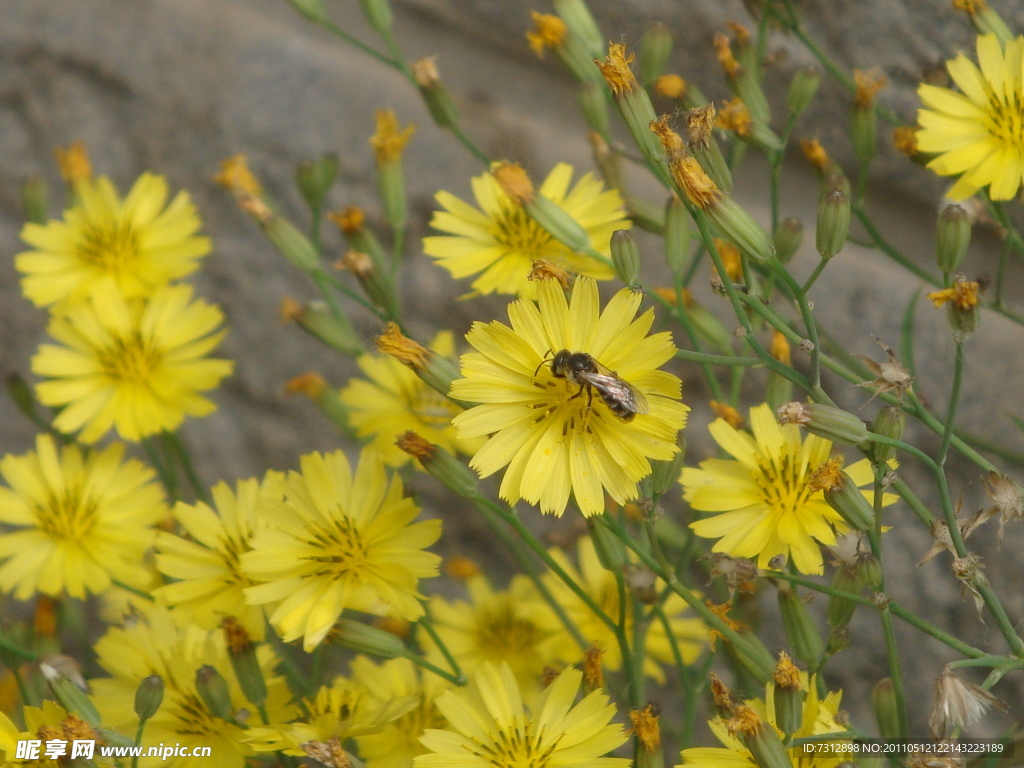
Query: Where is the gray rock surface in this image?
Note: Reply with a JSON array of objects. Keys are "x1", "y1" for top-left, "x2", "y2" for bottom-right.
[{"x1": 0, "y1": 0, "x2": 1022, "y2": 747}]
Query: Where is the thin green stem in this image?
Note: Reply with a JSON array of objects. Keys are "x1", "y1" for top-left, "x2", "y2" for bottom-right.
[
  {"x1": 995, "y1": 234, "x2": 1012, "y2": 307},
  {"x1": 142, "y1": 436, "x2": 177, "y2": 501},
  {"x1": 132, "y1": 717, "x2": 150, "y2": 768},
  {"x1": 164, "y1": 431, "x2": 209, "y2": 504},
  {"x1": 671, "y1": 278, "x2": 725, "y2": 401},
  {"x1": 402, "y1": 650, "x2": 466, "y2": 686},
  {"x1": 937, "y1": 343, "x2": 963, "y2": 465},
  {"x1": 802, "y1": 257, "x2": 828, "y2": 293},
  {"x1": 111, "y1": 579, "x2": 156, "y2": 601},
  {"x1": 417, "y1": 616, "x2": 466, "y2": 685},
  {"x1": 674, "y1": 350, "x2": 761, "y2": 367},
  {"x1": 321, "y1": 19, "x2": 396, "y2": 69},
  {"x1": 0, "y1": 635, "x2": 38, "y2": 662}
]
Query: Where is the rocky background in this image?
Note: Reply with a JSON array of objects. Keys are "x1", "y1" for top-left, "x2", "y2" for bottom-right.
[{"x1": 2, "y1": 0, "x2": 1023, "y2": 743}]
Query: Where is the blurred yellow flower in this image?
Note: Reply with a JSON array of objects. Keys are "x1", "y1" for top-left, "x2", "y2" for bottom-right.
[
  {"x1": 916, "y1": 34, "x2": 1024, "y2": 200},
  {"x1": 682, "y1": 403, "x2": 886, "y2": 575},
  {"x1": 340, "y1": 331, "x2": 483, "y2": 467},
  {"x1": 0, "y1": 435, "x2": 165, "y2": 600},
  {"x1": 154, "y1": 472, "x2": 284, "y2": 639},
  {"x1": 450, "y1": 276, "x2": 688, "y2": 517},
  {"x1": 241, "y1": 449, "x2": 442, "y2": 651},
  {"x1": 16, "y1": 173, "x2": 209, "y2": 310},
  {"x1": 542, "y1": 536, "x2": 706, "y2": 682},
  {"x1": 31, "y1": 280, "x2": 233, "y2": 444},
  {"x1": 423, "y1": 163, "x2": 628, "y2": 297},
  {"x1": 91, "y1": 607, "x2": 296, "y2": 768},
  {"x1": 415, "y1": 662, "x2": 631, "y2": 768}
]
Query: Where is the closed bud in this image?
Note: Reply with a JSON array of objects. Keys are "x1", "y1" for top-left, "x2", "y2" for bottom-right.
[
  {"x1": 707, "y1": 196, "x2": 775, "y2": 264},
  {"x1": 868, "y1": 406, "x2": 905, "y2": 464},
  {"x1": 396, "y1": 433, "x2": 478, "y2": 498},
  {"x1": 936, "y1": 204, "x2": 971, "y2": 274},
  {"x1": 589, "y1": 518, "x2": 628, "y2": 572},
  {"x1": 611, "y1": 230, "x2": 640, "y2": 286},
  {"x1": 872, "y1": 678, "x2": 901, "y2": 740},
  {"x1": 287, "y1": 0, "x2": 328, "y2": 23},
  {"x1": 777, "y1": 583, "x2": 824, "y2": 667},
  {"x1": 856, "y1": 553, "x2": 883, "y2": 591},
  {"x1": 827, "y1": 566, "x2": 862, "y2": 628},
  {"x1": 650, "y1": 437, "x2": 686, "y2": 497},
  {"x1": 640, "y1": 22, "x2": 673, "y2": 87},
  {"x1": 338, "y1": 250, "x2": 398, "y2": 318},
  {"x1": 686, "y1": 106, "x2": 733, "y2": 194},
  {"x1": 826, "y1": 625, "x2": 850, "y2": 654},
  {"x1": 962, "y1": 3, "x2": 1013, "y2": 46},
  {"x1": 554, "y1": 0, "x2": 604, "y2": 59},
  {"x1": 816, "y1": 187, "x2": 850, "y2": 260},
  {"x1": 358, "y1": 0, "x2": 393, "y2": 33},
  {"x1": 413, "y1": 57, "x2": 459, "y2": 130},
  {"x1": 579, "y1": 80, "x2": 610, "y2": 135},
  {"x1": 332, "y1": 618, "x2": 406, "y2": 658},
  {"x1": 41, "y1": 662, "x2": 102, "y2": 727},
  {"x1": 597, "y1": 44, "x2": 666, "y2": 177},
  {"x1": 774, "y1": 217, "x2": 803, "y2": 264},
  {"x1": 728, "y1": 705, "x2": 794, "y2": 768},
  {"x1": 664, "y1": 196, "x2": 692, "y2": 273},
  {"x1": 134, "y1": 675, "x2": 165, "y2": 722},
  {"x1": 778, "y1": 401, "x2": 868, "y2": 446},
  {"x1": 686, "y1": 300, "x2": 733, "y2": 355},
  {"x1": 772, "y1": 652, "x2": 804, "y2": 738},
  {"x1": 851, "y1": 105, "x2": 877, "y2": 169},
  {"x1": 282, "y1": 298, "x2": 363, "y2": 357},
  {"x1": 787, "y1": 65, "x2": 821, "y2": 117},
  {"x1": 296, "y1": 153, "x2": 339, "y2": 212},
  {"x1": 21, "y1": 176, "x2": 48, "y2": 225},
  {"x1": 261, "y1": 213, "x2": 320, "y2": 273},
  {"x1": 223, "y1": 619, "x2": 267, "y2": 709},
  {"x1": 821, "y1": 470, "x2": 876, "y2": 531},
  {"x1": 527, "y1": 195, "x2": 592, "y2": 253},
  {"x1": 195, "y1": 665, "x2": 234, "y2": 721}
]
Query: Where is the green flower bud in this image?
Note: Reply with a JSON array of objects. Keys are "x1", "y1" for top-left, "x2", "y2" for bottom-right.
[
  {"x1": 948, "y1": 302, "x2": 980, "y2": 342},
  {"x1": 526, "y1": 194, "x2": 592, "y2": 254},
  {"x1": 815, "y1": 187, "x2": 850, "y2": 260},
  {"x1": 787, "y1": 65, "x2": 821, "y2": 117},
  {"x1": 262, "y1": 213, "x2": 320, "y2": 273},
  {"x1": 579, "y1": 80, "x2": 610, "y2": 136},
  {"x1": 772, "y1": 653, "x2": 805, "y2": 738},
  {"x1": 332, "y1": 207, "x2": 389, "y2": 272},
  {"x1": 649, "y1": 437, "x2": 686, "y2": 497},
  {"x1": 195, "y1": 665, "x2": 233, "y2": 721},
  {"x1": 765, "y1": 372, "x2": 794, "y2": 413},
  {"x1": 774, "y1": 217, "x2": 803, "y2": 264},
  {"x1": 664, "y1": 196, "x2": 692, "y2": 273},
  {"x1": 733, "y1": 73, "x2": 771, "y2": 126},
  {"x1": 21, "y1": 176, "x2": 48, "y2": 225},
  {"x1": 872, "y1": 678, "x2": 901, "y2": 740},
  {"x1": 640, "y1": 22, "x2": 673, "y2": 87},
  {"x1": 610, "y1": 229, "x2": 640, "y2": 286},
  {"x1": 134, "y1": 675, "x2": 165, "y2": 722},
  {"x1": 412, "y1": 58, "x2": 459, "y2": 130},
  {"x1": 589, "y1": 517, "x2": 628, "y2": 572},
  {"x1": 827, "y1": 565, "x2": 862, "y2": 628},
  {"x1": 733, "y1": 705, "x2": 794, "y2": 768},
  {"x1": 296, "y1": 153, "x2": 339, "y2": 213},
  {"x1": 224, "y1": 621, "x2": 267, "y2": 709},
  {"x1": 332, "y1": 618, "x2": 406, "y2": 659},
  {"x1": 822, "y1": 470, "x2": 876, "y2": 531},
  {"x1": 553, "y1": 0, "x2": 604, "y2": 59},
  {"x1": 707, "y1": 195, "x2": 775, "y2": 264},
  {"x1": 777, "y1": 583, "x2": 824, "y2": 667},
  {"x1": 377, "y1": 161, "x2": 408, "y2": 233},
  {"x1": 778, "y1": 401, "x2": 868, "y2": 446},
  {"x1": 396, "y1": 433, "x2": 478, "y2": 498},
  {"x1": 729, "y1": 629, "x2": 777, "y2": 682},
  {"x1": 686, "y1": 300, "x2": 733, "y2": 355},
  {"x1": 868, "y1": 406, "x2": 905, "y2": 464},
  {"x1": 41, "y1": 662, "x2": 102, "y2": 727},
  {"x1": 287, "y1": 0, "x2": 328, "y2": 23},
  {"x1": 826, "y1": 625, "x2": 850, "y2": 655},
  {"x1": 968, "y1": 5, "x2": 1013, "y2": 46},
  {"x1": 284, "y1": 298, "x2": 363, "y2": 357},
  {"x1": 358, "y1": 0, "x2": 393, "y2": 33},
  {"x1": 936, "y1": 204, "x2": 971, "y2": 274},
  {"x1": 340, "y1": 250, "x2": 398, "y2": 319},
  {"x1": 857, "y1": 553, "x2": 883, "y2": 591},
  {"x1": 851, "y1": 105, "x2": 877, "y2": 168}
]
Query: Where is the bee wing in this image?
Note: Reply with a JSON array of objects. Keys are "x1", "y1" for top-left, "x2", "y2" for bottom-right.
[{"x1": 577, "y1": 369, "x2": 650, "y2": 415}]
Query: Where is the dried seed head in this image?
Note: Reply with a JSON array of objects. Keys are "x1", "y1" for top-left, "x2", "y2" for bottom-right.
[
  {"x1": 716, "y1": 97, "x2": 753, "y2": 137},
  {"x1": 929, "y1": 668, "x2": 1006, "y2": 738}
]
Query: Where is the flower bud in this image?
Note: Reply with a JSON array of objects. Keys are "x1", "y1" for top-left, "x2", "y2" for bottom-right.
[
  {"x1": 640, "y1": 22, "x2": 673, "y2": 87},
  {"x1": 936, "y1": 204, "x2": 971, "y2": 274},
  {"x1": 772, "y1": 652, "x2": 804, "y2": 738},
  {"x1": 778, "y1": 402, "x2": 868, "y2": 446},
  {"x1": 872, "y1": 678, "x2": 901, "y2": 740},
  {"x1": 589, "y1": 518, "x2": 628, "y2": 572},
  {"x1": 223, "y1": 619, "x2": 267, "y2": 709},
  {"x1": 554, "y1": 0, "x2": 604, "y2": 59},
  {"x1": 650, "y1": 437, "x2": 686, "y2": 497},
  {"x1": 579, "y1": 80, "x2": 610, "y2": 136},
  {"x1": 338, "y1": 250, "x2": 398, "y2": 318},
  {"x1": 956, "y1": 1, "x2": 1013, "y2": 46},
  {"x1": 815, "y1": 187, "x2": 850, "y2": 260},
  {"x1": 707, "y1": 195, "x2": 775, "y2": 264},
  {"x1": 826, "y1": 625, "x2": 850, "y2": 655},
  {"x1": 41, "y1": 662, "x2": 102, "y2": 727},
  {"x1": 777, "y1": 582, "x2": 824, "y2": 667},
  {"x1": 686, "y1": 300, "x2": 733, "y2": 355},
  {"x1": 358, "y1": 0, "x2": 392, "y2": 33},
  {"x1": 195, "y1": 665, "x2": 234, "y2": 721},
  {"x1": 528, "y1": 195, "x2": 593, "y2": 253},
  {"x1": 332, "y1": 618, "x2": 406, "y2": 658},
  {"x1": 773, "y1": 217, "x2": 803, "y2": 264},
  {"x1": 260, "y1": 212, "x2": 320, "y2": 273},
  {"x1": 819, "y1": 469, "x2": 876, "y2": 532},
  {"x1": 857, "y1": 553, "x2": 883, "y2": 591},
  {"x1": 21, "y1": 176, "x2": 48, "y2": 225},
  {"x1": 664, "y1": 196, "x2": 692, "y2": 274},
  {"x1": 610, "y1": 230, "x2": 641, "y2": 286},
  {"x1": 396, "y1": 432, "x2": 478, "y2": 497},
  {"x1": 685, "y1": 106, "x2": 733, "y2": 194},
  {"x1": 827, "y1": 566, "x2": 862, "y2": 628},
  {"x1": 787, "y1": 65, "x2": 821, "y2": 117},
  {"x1": 134, "y1": 675, "x2": 165, "y2": 721},
  {"x1": 296, "y1": 153, "x2": 339, "y2": 212},
  {"x1": 282, "y1": 298, "x2": 363, "y2": 357},
  {"x1": 413, "y1": 57, "x2": 459, "y2": 130},
  {"x1": 868, "y1": 406, "x2": 905, "y2": 464},
  {"x1": 286, "y1": 0, "x2": 328, "y2": 22},
  {"x1": 728, "y1": 705, "x2": 794, "y2": 768},
  {"x1": 851, "y1": 106, "x2": 877, "y2": 169}
]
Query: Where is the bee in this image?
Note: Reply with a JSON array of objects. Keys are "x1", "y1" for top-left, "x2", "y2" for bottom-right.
[{"x1": 535, "y1": 349, "x2": 649, "y2": 422}]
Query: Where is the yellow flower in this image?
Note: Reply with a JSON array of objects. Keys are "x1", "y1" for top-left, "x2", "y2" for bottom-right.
[
  {"x1": 240, "y1": 448, "x2": 442, "y2": 651},
  {"x1": 426, "y1": 574, "x2": 557, "y2": 701},
  {"x1": 423, "y1": 163, "x2": 629, "y2": 297},
  {"x1": 916, "y1": 34, "x2": 1024, "y2": 200},
  {"x1": 90, "y1": 607, "x2": 296, "y2": 768},
  {"x1": 0, "y1": 435, "x2": 165, "y2": 600},
  {"x1": 154, "y1": 472, "x2": 284, "y2": 639},
  {"x1": 415, "y1": 662, "x2": 631, "y2": 768},
  {"x1": 31, "y1": 280, "x2": 234, "y2": 444},
  {"x1": 682, "y1": 403, "x2": 887, "y2": 575},
  {"x1": 340, "y1": 332, "x2": 484, "y2": 467},
  {"x1": 450, "y1": 276, "x2": 688, "y2": 517},
  {"x1": 542, "y1": 537, "x2": 706, "y2": 682},
  {"x1": 677, "y1": 674, "x2": 851, "y2": 768},
  {"x1": 244, "y1": 674, "x2": 417, "y2": 756},
  {"x1": 350, "y1": 656, "x2": 449, "y2": 768},
  {"x1": 16, "y1": 173, "x2": 209, "y2": 310}
]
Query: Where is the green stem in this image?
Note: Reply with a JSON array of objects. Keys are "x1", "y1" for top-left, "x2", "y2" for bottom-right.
[
  {"x1": 674, "y1": 350, "x2": 761, "y2": 367},
  {"x1": 672, "y1": 277, "x2": 726, "y2": 401},
  {"x1": 417, "y1": 616, "x2": 466, "y2": 685},
  {"x1": 937, "y1": 342, "x2": 963, "y2": 466},
  {"x1": 142, "y1": 436, "x2": 177, "y2": 501},
  {"x1": 802, "y1": 257, "x2": 828, "y2": 293},
  {"x1": 402, "y1": 649, "x2": 466, "y2": 686},
  {"x1": 0, "y1": 635, "x2": 39, "y2": 662},
  {"x1": 995, "y1": 234, "x2": 1012, "y2": 307},
  {"x1": 132, "y1": 717, "x2": 149, "y2": 768},
  {"x1": 111, "y1": 579, "x2": 156, "y2": 601},
  {"x1": 164, "y1": 431, "x2": 209, "y2": 504}
]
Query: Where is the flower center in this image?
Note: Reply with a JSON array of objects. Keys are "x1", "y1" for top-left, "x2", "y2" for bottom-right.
[
  {"x1": 474, "y1": 723, "x2": 557, "y2": 768},
  {"x1": 492, "y1": 203, "x2": 557, "y2": 256},
  {"x1": 97, "y1": 334, "x2": 163, "y2": 384},
  {"x1": 751, "y1": 452, "x2": 816, "y2": 518},
  {"x1": 475, "y1": 603, "x2": 545, "y2": 658},
  {"x1": 77, "y1": 220, "x2": 140, "y2": 273},
  {"x1": 986, "y1": 92, "x2": 1024, "y2": 148},
  {"x1": 307, "y1": 516, "x2": 369, "y2": 578},
  {"x1": 34, "y1": 487, "x2": 97, "y2": 541}
]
